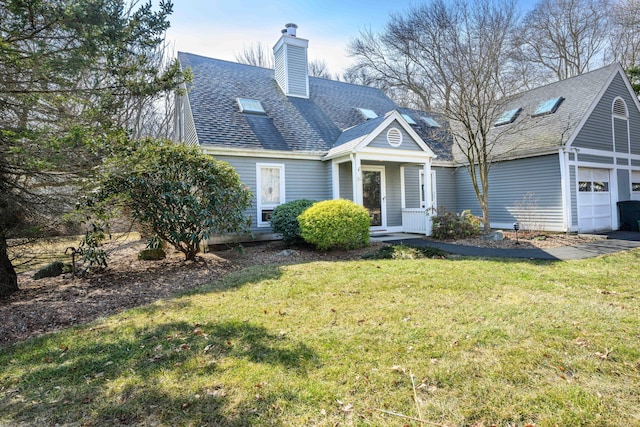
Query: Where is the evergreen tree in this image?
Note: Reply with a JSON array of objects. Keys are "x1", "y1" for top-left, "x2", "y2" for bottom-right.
[{"x1": 0, "y1": 0, "x2": 187, "y2": 296}]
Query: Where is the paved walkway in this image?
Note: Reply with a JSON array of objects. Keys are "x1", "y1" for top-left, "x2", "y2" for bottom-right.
[{"x1": 380, "y1": 231, "x2": 640, "y2": 261}]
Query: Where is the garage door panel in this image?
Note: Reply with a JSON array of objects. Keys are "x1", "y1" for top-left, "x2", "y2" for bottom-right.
[
  {"x1": 593, "y1": 205, "x2": 610, "y2": 216},
  {"x1": 578, "y1": 167, "x2": 612, "y2": 233}
]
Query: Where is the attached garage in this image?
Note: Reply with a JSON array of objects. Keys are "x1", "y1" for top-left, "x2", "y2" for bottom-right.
[{"x1": 578, "y1": 167, "x2": 613, "y2": 233}]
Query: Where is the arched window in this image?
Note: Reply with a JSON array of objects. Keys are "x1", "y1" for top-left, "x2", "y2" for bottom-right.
[
  {"x1": 612, "y1": 97, "x2": 628, "y2": 118},
  {"x1": 612, "y1": 97, "x2": 630, "y2": 154}
]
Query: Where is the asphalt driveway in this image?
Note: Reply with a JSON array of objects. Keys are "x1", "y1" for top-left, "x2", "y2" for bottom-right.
[{"x1": 386, "y1": 230, "x2": 640, "y2": 260}]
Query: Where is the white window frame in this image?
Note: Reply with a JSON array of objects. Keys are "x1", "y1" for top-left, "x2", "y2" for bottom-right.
[{"x1": 256, "y1": 163, "x2": 285, "y2": 227}]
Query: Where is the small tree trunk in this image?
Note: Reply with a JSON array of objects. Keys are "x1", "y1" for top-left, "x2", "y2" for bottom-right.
[
  {"x1": 482, "y1": 206, "x2": 492, "y2": 233},
  {"x1": 0, "y1": 236, "x2": 18, "y2": 298},
  {"x1": 480, "y1": 195, "x2": 491, "y2": 234}
]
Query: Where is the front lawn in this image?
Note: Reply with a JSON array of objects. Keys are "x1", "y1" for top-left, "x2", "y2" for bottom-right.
[{"x1": 1, "y1": 250, "x2": 639, "y2": 426}]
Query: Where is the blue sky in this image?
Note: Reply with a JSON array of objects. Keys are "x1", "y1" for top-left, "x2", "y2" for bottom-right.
[{"x1": 166, "y1": 0, "x2": 534, "y2": 75}]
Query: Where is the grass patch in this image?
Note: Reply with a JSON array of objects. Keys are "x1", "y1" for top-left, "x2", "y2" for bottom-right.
[
  {"x1": 363, "y1": 243, "x2": 447, "y2": 260},
  {"x1": 1, "y1": 250, "x2": 640, "y2": 426}
]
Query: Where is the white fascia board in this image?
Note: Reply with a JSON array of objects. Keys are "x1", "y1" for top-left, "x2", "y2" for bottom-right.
[
  {"x1": 324, "y1": 111, "x2": 437, "y2": 162},
  {"x1": 323, "y1": 138, "x2": 365, "y2": 160},
  {"x1": 567, "y1": 145, "x2": 640, "y2": 162},
  {"x1": 273, "y1": 34, "x2": 309, "y2": 51},
  {"x1": 356, "y1": 111, "x2": 436, "y2": 157},
  {"x1": 617, "y1": 65, "x2": 640, "y2": 115},
  {"x1": 199, "y1": 146, "x2": 324, "y2": 160},
  {"x1": 565, "y1": 65, "x2": 623, "y2": 150},
  {"x1": 454, "y1": 147, "x2": 560, "y2": 166},
  {"x1": 357, "y1": 147, "x2": 433, "y2": 163},
  {"x1": 432, "y1": 159, "x2": 455, "y2": 168}
]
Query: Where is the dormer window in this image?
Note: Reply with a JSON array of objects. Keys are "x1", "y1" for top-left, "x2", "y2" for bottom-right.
[
  {"x1": 402, "y1": 114, "x2": 417, "y2": 125},
  {"x1": 494, "y1": 107, "x2": 522, "y2": 127},
  {"x1": 358, "y1": 108, "x2": 378, "y2": 120},
  {"x1": 421, "y1": 116, "x2": 441, "y2": 128},
  {"x1": 237, "y1": 98, "x2": 266, "y2": 115},
  {"x1": 532, "y1": 97, "x2": 564, "y2": 117}
]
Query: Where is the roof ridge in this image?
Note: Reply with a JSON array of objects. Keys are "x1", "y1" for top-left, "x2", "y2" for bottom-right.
[
  {"x1": 508, "y1": 62, "x2": 620, "y2": 99},
  {"x1": 178, "y1": 51, "x2": 275, "y2": 71}
]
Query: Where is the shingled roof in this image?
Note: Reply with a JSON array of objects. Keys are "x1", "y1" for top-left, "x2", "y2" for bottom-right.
[
  {"x1": 177, "y1": 52, "x2": 453, "y2": 160},
  {"x1": 467, "y1": 63, "x2": 625, "y2": 161}
]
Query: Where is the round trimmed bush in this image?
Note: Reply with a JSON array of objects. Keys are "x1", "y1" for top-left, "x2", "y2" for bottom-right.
[
  {"x1": 298, "y1": 199, "x2": 371, "y2": 251},
  {"x1": 269, "y1": 199, "x2": 316, "y2": 245}
]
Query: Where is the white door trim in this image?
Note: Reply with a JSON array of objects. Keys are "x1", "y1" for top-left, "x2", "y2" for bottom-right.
[{"x1": 362, "y1": 165, "x2": 387, "y2": 230}]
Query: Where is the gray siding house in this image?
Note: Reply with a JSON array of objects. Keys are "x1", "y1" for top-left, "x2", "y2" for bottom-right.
[
  {"x1": 456, "y1": 63, "x2": 640, "y2": 233},
  {"x1": 175, "y1": 24, "x2": 640, "y2": 238},
  {"x1": 176, "y1": 24, "x2": 451, "y2": 241}
]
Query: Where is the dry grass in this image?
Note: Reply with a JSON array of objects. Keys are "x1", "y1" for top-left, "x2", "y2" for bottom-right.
[{"x1": 1, "y1": 248, "x2": 640, "y2": 426}]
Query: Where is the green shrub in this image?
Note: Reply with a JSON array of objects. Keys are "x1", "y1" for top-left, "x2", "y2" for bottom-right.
[
  {"x1": 269, "y1": 199, "x2": 316, "y2": 245},
  {"x1": 431, "y1": 208, "x2": 482, "y2": 240},
  {"x1": 298, "y1": 199, "x2": 370, "y2": 251},
  {"x1": 362, "y1": 244, "x2": 447, "y2": 260},
  {"x1": 81, "y1": 139, "x2": 252, "y2": 261}
]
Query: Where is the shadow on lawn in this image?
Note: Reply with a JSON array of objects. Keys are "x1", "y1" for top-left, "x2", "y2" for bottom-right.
[{"x1": 2, "y1": 317, "x2": 318, "y2": 426}]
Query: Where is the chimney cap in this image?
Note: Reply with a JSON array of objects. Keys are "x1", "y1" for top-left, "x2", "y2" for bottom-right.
[{"x1": 283, "y1": 23, "x2": 298, "y2": 37}]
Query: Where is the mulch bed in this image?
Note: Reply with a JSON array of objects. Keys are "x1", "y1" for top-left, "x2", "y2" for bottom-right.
[{"x1": 0, "y1": 232, "x2": 592, "y2": 347}]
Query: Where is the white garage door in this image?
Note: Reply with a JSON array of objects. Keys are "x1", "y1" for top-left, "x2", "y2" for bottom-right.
[
  {"x1": 632, "y1": 171, "x2": 640, "y2": 201},
  {"x1": 578, "y1": 168, "x2": 612, "y2": 232}
]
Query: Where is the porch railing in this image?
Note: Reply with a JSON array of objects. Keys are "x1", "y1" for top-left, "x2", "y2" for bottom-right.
[{"x1": 402, "y1": 208, "x2": 431, "y2": 234}]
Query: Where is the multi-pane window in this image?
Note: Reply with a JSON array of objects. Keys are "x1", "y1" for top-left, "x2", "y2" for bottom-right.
[
  {"x1": 632, "y1": 171, "x2": 640, "y2": 192},
  {"x1": 257, "y1": 164, "x2": 285, "y2": 226},
  {"x1": 579, "y1": 169, "x2": 609, "y2": 193}
]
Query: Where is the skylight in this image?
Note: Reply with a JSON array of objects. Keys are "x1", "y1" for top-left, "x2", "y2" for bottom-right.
[
  {"x1": 402, "y1": 114, "x2": 417, "y2": 125},
  {"x1": 358, "y1": 108, "x2": 378, "y2": 120},
  {"x1": 421, "y1": 116, "x2": 441, "y2": 128},
  {"x1": 532, "y1": 97, "x2": 564, "y2": 117},
  {"x1": 237, "y1": 98, "x2": 266, "y2": 114},
  {"x1": 494, "y1": 107, "x2": 522, "y2": 127}
]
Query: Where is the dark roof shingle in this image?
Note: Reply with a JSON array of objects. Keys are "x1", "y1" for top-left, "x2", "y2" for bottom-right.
[{"x1": 178, "y1": 52, "x2": 451, "y2": 157}]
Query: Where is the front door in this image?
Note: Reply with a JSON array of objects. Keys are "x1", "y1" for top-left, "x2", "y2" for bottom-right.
[{"x1": 362, "y1": 166, "x2": 386, "y2": 229}]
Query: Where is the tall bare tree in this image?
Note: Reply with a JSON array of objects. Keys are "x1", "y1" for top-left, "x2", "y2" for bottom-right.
[
  {"x1": 308, "y1": 59, "x2": 332, "y2": 79},
  {"x1": 235, "y1": 42, "x2": 274, "y2": 69},
  {"x1": 607, "y1": 0, "x2": 640, "y2": 94},
  {"x1": 609, "y1": 0, "x2": 640, "y2": 68},
  {"x1": 515, "y1": 0, "x2": 610, "y2": 81},
  {"x1": 350, "y1": 0, "x2": 520, "y2": 232},
  {"x1": 348, "y1": 25, "x2": 436, "y2": 110}
]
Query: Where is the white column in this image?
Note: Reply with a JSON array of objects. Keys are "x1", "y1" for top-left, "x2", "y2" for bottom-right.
[
  {"x1": 400, "y1": 166, "x2": 406, "y2": 209},
  {"x1": 558, "y1": 148, "x2": 570, "y2": 232},
  {"x1": 351, "y1": 154, "x2": 362, "y2": 204},
  {"x1": 332, "y1": 159, "x2": 340, "y2": 199},
  {"x1": 423, "y1": 161, "x2": 433, "y2": 235}
]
